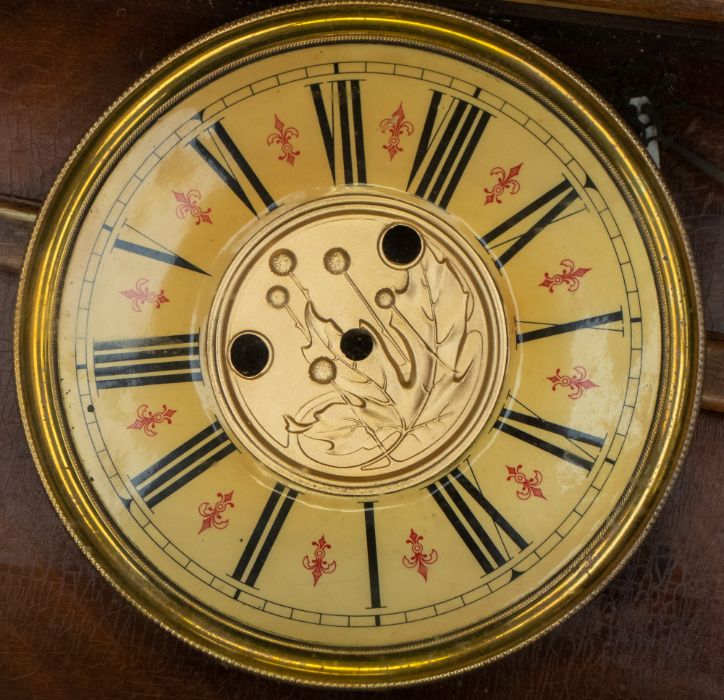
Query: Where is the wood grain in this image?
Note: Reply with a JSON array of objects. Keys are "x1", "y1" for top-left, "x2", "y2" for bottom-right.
[
  {"x1": 505, "y1": 0, "x2": 724, "y2": 23},
  {"x1": 704, "y1": 338, "x2": 724, "y2": 412},
  {"x1": 0, "y1": 1, "x2": 722, "y2": 698}
]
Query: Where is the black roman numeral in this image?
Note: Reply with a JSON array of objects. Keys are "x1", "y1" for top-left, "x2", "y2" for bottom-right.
[
  {"x1": 407, "y1": 90, "x2": 491, "y2": 209},
  {"x1": 309, "y1": 79, "x2": 366, "y2": 184},
  {"x1": 93, "y1": 334, "x2": 202, "y2": 391},
  {"x1": 428, "y1": 467, "x2": 528, "y2": 574},
  {"x1": 479, "y1": 178, "x2": 582, "y2": 268},
  {"x1": 131, "y1": 421, "x2": 236, "y2": 508},
  {"x1": 231, "y1": 483, "x2": 298, "y2": 589},
  {"x1": 190, "y1": 120, "x2": 276, "y2": 217},
  {"x1": 517, "y1": 309, "x2": 624, "y2": 344},
  {"x1": 494, "y1": 405, "x2": 605, "y2": 472},
  {"x1": 112, "y1": 222, "x2": 208, "y2": 275},
  {"x1": 363, "y1": 502, "x2": 383, "y2": 613}
]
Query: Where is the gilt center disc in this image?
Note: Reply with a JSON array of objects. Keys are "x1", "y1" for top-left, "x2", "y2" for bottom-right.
[{"x1": 207, "y1": 191, "x2": 508, "y2": 495}]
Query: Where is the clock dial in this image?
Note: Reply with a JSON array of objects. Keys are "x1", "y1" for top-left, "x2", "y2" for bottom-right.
[{"x1": 18, "y1": 3, "x2": 700, "y2": 686}]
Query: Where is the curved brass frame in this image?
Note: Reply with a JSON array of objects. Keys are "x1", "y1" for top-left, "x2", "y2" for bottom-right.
[{"x1": 14, "y1": 1, "x2": 702, "y2": 687}]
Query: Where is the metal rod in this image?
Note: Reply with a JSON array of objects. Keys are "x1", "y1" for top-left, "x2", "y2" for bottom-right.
[{"x1": 0, "y1": 194, "x2": 39, "y2": 273}]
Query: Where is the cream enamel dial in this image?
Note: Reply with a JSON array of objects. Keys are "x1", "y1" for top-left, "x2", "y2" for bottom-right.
[{"x1": 17, "y1": 2, "x2": 700, "y2": 687}]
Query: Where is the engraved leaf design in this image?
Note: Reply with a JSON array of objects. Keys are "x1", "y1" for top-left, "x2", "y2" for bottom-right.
[
  {"x1": 287, "y1": 247, "x2": 481, "y2": 464},
  {"x1": 415, "y1": 247, "x2": 474, "y2": 370},
  {"x1": 282, "y1": 303, "x2": 402, "y2": 457},
  {"x1": 291, "y1": 403, "x2": 400, "y2": 456},
  {"x1": 390, "y1": 247, "x2": 482, "y2": 456},
  {"x1": 302, "y1": 302, "x2": 399, "y2": 409}
]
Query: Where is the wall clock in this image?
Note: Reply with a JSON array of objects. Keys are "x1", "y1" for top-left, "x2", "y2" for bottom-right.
[{"x1": 13, "y1": 0, "x2": 703, "y2": 688}]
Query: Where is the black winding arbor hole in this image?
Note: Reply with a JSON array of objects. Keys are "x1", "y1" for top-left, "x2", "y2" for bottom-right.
[
  {"x1": 230, "y1": 332, "x2": 271, "y2": 378},
  {"x1": 381, "y1": 224, "x2": 423, "y2": 266},
  {"x1": 340, "y1": 328, "x2": 374, "y2": 361}
]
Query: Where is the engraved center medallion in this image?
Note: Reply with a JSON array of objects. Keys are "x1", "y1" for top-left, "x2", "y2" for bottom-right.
[{"x1": 208, "y1": 192, "x2": 508, "y2": 494}]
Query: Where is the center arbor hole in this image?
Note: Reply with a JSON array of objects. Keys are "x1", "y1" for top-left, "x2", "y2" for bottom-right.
[
  {"x1": 230, "y1": 332, "x2": 271, "y2": 378},
  {"x1": 381, "y1": 224, "x2": 423, "y2": 267},
  {"x1": 340, "y1": 328, "x2": 374, "y2": 361}
]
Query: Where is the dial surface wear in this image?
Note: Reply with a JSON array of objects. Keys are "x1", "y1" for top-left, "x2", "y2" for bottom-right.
[{"x1": 18, "y1": 2, "x2": 699, "y2": 686}]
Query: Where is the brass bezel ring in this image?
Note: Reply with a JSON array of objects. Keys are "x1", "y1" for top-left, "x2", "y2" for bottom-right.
[{"x1": 14, "y1": 1, "x2": 702, "y2": 688}]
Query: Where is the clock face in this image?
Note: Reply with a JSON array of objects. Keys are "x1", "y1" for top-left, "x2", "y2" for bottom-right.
[{"x1": 18, "y1": 2, "x2": 700, "y2": 687}]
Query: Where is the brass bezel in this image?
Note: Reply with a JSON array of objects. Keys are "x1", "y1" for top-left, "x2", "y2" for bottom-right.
[{"x1": 14, "y1": 1, "x2": 702, "y2": 688}]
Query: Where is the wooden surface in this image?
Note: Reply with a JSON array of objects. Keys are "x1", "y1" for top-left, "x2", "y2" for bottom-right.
[
  {"x1": 506, "y1": 0, "x2": 724, "y2": 23},
  {"x1": 1, "y1": 1, "x2": 722, "y2": 698}
]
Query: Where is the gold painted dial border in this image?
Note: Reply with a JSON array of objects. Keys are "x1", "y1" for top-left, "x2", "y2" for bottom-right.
[{"x1": 15, "y1": 1, "x2": 702, "y2": 688}]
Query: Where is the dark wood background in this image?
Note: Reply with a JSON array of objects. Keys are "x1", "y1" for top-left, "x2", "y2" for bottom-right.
[{"x1": 1, "y1": 1, "x2": 722, "y2": 698}]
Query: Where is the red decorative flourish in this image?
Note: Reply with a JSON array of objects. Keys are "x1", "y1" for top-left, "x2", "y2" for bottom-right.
[
  {"x1": 379, "y1": 103, "x2": 414, "y2": 160},
  {"x1": 302, "y1": 535, "x2": 337, "y2": 586},
  {"x1": 198, "y1": 491, "x2": 235, "y2": 533},
  {"x1": 174, "y1": 189, "x2": 212, "y2": 225},
  {"x1": 127, "y1": 404, "x2": 176, "y2": 437},
  {"x1": 547, "y1": 366, "x2": 598, "y2": 399},
  {"x1": 267, "y1": 114, "x2": 300, "y2": 165},
  {"x1": 402, "y1": 529, "x2": 438, "y2": 581},
  {"x1": 506, "y1": 464, "x2": 545, "y2": 501},
  {"x1": 120, "y1": 278, "x2": 169, "y2": 312},
  {"x1": 539, "y1": 259, "x2": 591, "y2": 293},
  {"x1": 484, "y1": 163, "x2": 523, "y2": 204}
]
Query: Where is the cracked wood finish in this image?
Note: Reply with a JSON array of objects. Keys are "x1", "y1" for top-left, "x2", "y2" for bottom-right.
[{"x1": 1, "y1": 1, "x2": 722, "y2": 698}]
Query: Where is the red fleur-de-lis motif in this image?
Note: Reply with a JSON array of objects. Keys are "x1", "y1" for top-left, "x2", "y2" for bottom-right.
[
  {"x1": 547, "y1": 366, "x2": 599, "y2": 399},
  {"x1": 127, "y1": 404, "x2": 176, "y2": 437},
  {"x1": 484, "y1": 163, "x2": 523, "y2": 204},
  {"x1": 302, "y1": 535, "x2": 337, "y2": 586},
  {"x1": 379, "y1": 103, "x2": 414, "y2": 160},
  {"x1": 174, "y1": 189, "x2": 212, "y2": 225},
  {"x1": 267, "y1": 114, "x2": 300, "y2": 165},
  {"x1": 198, "y1": 491, "x2": 235, "y2": 533},
  {"x1": 120, "y1": 278, "x2": 169, "y2": 312},
  {"x1": 539, "y1": 259, "x2": 591, "y2": 293},
  {"x1": 506, "y1": 464, "x2": 545, "y2": 501},
  {"x1": 402, "y1": 529, "x2": 438, "y2": 581}
]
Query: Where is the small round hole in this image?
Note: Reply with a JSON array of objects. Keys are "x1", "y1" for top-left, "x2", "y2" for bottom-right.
[
  {"x1": 380, "y1": 224, "x2": 423, "y2": 267},
  {"x1": 230, "y1": 332, "x2": 271, "y2": 378},
  {"x1": 340, "y1": 328, "x2": 374, "y2": 361}
]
